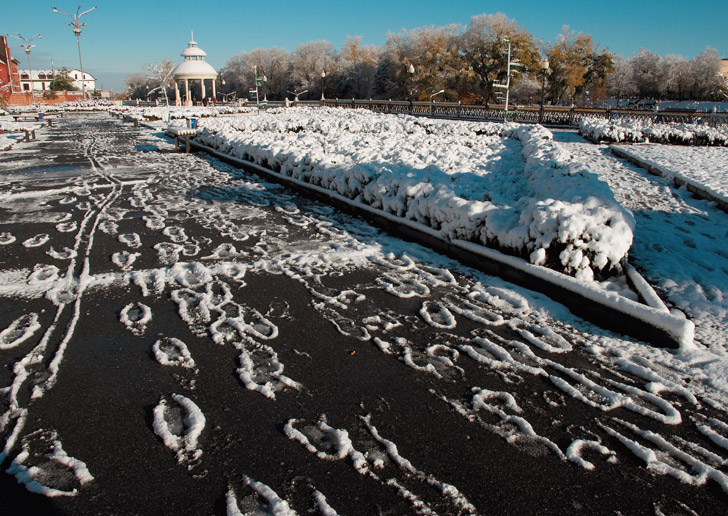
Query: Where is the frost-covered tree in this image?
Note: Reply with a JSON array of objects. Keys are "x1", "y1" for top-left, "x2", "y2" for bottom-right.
[
  {"x1": 221, "y1": 48, "x2": 291, "y2": 102},
  {"x1": 125, "y1": 72, "x2": 152, "y2": 99},
  {"x1": 688, "y1": 47, "x2": 723, "y2": 100},
  {"x1": 459, "y1": 13, "x2": 540, "y2": 105},
  {"x1": 336, "y1": 36, "x2": 379, "y2": 99},
  {"x1": 381, "y1": 25, "x2": 465, "y2": 102},
  {"x1": 606, "y1": 55, "x2": 637, "y2": 103},
  {"x1": 289, "y1": 40, "x2": 337, "y2": 98},
  {"x1": 631, "y1": 49, "x2": 663, "y2": 99},
  {"x1": 145, "y1": 59, "x2": 174, "y2": 106},
  {"x1": 660, "y1": 54, "x2": 690, "y2": 100}
]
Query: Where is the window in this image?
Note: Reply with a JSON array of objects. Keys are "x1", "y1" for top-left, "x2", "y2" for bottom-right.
[
  {"x1": 23, "y1": 83, "x2": 29, "y2": 91},
  {"x1": 21, "y1": 73, "x2": 29, "y2": 80}
]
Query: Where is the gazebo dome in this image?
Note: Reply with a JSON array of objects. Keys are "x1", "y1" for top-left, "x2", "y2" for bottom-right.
[
  {"x1": 181, "y1": 39, "x2": 207, "y2": 58},
  {"x1": 172, "y1": 59, "x2": 217, "y2": 79},
  {"x1": 172, "y1": 33, "x2": 217, "y2": 80}
]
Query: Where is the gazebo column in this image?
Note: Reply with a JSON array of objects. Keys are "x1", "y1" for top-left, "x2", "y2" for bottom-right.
[
  {"x1": 185, "y1": 79, "x2": 190, "y2": 106},
  {"x1": 201, "y1": 79, "x2": 206, "y2": 102},
  {"x1": 212, "y1": 79, "x2": 216, "y2": 100},
  {"x1": 175, "y1": 80, "x2": 181, "y2": 106}
]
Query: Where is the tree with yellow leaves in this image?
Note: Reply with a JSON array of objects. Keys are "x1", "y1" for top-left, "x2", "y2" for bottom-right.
[
  {"x1": 547, "y1": 26, "x2": 613, "y2": 105},
  {"x1": 459, "y1": 13, "x2": 540, "y2": 105}
]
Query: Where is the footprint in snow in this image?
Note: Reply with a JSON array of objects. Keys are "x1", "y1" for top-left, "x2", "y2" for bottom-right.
[
  {"x1": 22, "y1": 234, "x2": 50, "y2": 248},
  {"x1": 28, "y1": 264, "x2": 60, "y2": 284},
  {"x1": 98, "y1": 220, "x2": 118, "y2": 236},
  {"x1": 0, "y1": 232, "x2": 16, "y2": 245},
  {"x1": 119, "y1": 302, "x2": 152, "y2": 335},
  {"x1": 55, "y1": 221, "x2": 78, "y2": 233},
  {"x1": 5, "y1": 429, "x2": 94, "y2": 498},
  {"x1": 236, "y1": 342, "x2": 302, "y2": 399},
  {"x1": 142, "y1": 215, "x2": 165, "y2": 230},
  {"x1": 111, "y1": 251, "x2": 140, "y2": 271},
  {"x1": 226, "y1": 476, "x2": 296, "y2": 516},
  {"x1": 154, "y1": 242, "x2": 183, "y2": 265},
  {"x1": 118, "y1": 233, "x2": 142, "y2": 248},
  {"x1": 152, "y1": 337, "x2": 196, "y2": 370},
  {"x1": 152, "y1": 394, "x2": 205, "y2": 466},
  {"x1": 0, "y1": 313, "x2": 41, "y2": 350},
  {"x1": 46, "y1": 247, "x2": 78, "y2": 260},
  {"x1": 162, "y1": 226, "x2": 188, "y2": 243}
]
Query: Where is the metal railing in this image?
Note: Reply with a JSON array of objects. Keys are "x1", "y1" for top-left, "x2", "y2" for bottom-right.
[
  {"x1": 314, "y1": 99, "x2": 728, "y2": 127},
  {"x1": 121, "y1": 97, "x2": 728, "y2": 127}
]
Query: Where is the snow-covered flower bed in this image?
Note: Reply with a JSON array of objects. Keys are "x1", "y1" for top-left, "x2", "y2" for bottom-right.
[
  {"x1": 611, "y1": 144, "x2": 728, "y2": 206},
  {"x1": 189, "y1": 108, "x2": 634, "y2": 281},
  {"x1": 580, "y1": 118, "x2": 728, "y2": 146},
  {"x1": 110, "y1": 105, "x2": 256, "y2": 122}
]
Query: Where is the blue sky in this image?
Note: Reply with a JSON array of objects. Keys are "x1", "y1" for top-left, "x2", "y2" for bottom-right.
[{"x1": 3, "y1": 1, "x2": 727, "y2": 92}]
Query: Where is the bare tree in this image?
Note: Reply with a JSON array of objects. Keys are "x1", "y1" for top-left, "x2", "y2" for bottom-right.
[
  {"x1": 660, "y1": 54, "x2": 690, "y2": 100},
  {"x1": 145, "y1": 59, "x2": 174, "y2": 106},
  {"x1": 125, "y1": 72, "x2": 153, "y2": 100},
  {"x1": 289, "y1": 40, "x2": 336, "y2": 98},
  {"x1": 689, "y1": 47, "x2": 723, "y2": 100},
  {"x1": 631, "y1": 49, "x2": 663, "y2": 99},
  {"x1": 606, "y1": 55, "x2": 637, "y2": 104}
]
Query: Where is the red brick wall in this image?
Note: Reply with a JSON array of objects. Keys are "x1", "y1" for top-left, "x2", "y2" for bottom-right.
[{"x1": 6, "y1": 91, "x2": 85, "y2": 106}]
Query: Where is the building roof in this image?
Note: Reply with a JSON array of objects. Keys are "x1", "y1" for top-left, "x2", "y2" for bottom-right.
[
  {"x1": 172, "y1": 33, "x2": 217, "y2": 80},
  {"x1": 172, "y1": 60, "x2": 218, "y2": 79}
]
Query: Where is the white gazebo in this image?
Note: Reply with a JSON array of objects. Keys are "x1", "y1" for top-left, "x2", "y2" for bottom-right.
[{"x1": 172, "y1": 32, "x2": 218, "y2": 106}]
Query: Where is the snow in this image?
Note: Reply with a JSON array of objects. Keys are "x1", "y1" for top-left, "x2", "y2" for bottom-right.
[
  {"x1": 611, "y1": 144, "x2": 728, "y2": 206},
  {"x1": 579, "y1": 117, "x2": 728, "y2": 146},
  {"x1": 0, "y1": 109, "x2": 728, "y2": 512},
  {"x1": 555, "y1": 129, "x2": 728, "y2": 354},
  {"x1": 188, "y1": 107, "x2": 634, "y2": 281}
]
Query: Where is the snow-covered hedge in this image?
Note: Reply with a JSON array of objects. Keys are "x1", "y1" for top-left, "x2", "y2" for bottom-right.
[
  {"x1": 190, "y1": 108, "x2": 634, "y2": 281},
  {"x1": 580, "y1": 118, "x2": 728, "y2": 146},
  {"x1": 109, "y1": 105, "x2": 255, "y2": 121}
]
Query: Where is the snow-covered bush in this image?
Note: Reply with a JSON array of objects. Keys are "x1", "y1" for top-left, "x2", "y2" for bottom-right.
[
  {"x1": 580, "y1": 118, "x2": 728, "y2": 146},
  {"x1": 109, "y1": 105, "x2": 255, "y2": 121},
  {"x1": 192, "y1": 108, "x2": 634, "y2": 280}
]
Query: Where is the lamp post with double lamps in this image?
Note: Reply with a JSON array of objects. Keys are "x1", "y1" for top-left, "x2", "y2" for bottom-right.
[
  {"x1": 539, "y1": 59, "x2": 549, "y2": 124},
  {"x1": 51, "y1": 5, "x2": 98, "y2": 99},
  {"x1": 6, "y1": 33, "x2": 42, "y2": 105}
]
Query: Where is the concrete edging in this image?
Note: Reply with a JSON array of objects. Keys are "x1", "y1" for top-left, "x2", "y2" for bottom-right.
[{"x1": 184, "y1": 138, "x2": 693, "y2": 348}]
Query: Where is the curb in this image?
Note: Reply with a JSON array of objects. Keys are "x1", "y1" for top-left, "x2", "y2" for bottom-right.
[{"x1": 183, "y1": 138, "x2": 694, "y2": 349}]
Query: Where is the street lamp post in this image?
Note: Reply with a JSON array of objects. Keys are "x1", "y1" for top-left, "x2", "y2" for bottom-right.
[
  {"x1": 320, "y1": 70, "x2": 326, "y2": 101},
  {"x1": 7, "y1": 33, "x2": 42, "y2": 105},
  {"x1": 407, "y1": 63, "x2": 415, "y2": 102},
  {"x1": 51, "y1": 5, "x2": 98, "y2": 100},
  {"x1": 539, "y1": 59, "x2": 549, "y2": 124}
]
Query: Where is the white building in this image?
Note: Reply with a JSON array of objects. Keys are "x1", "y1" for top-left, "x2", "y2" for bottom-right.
[{"x1": 18, "y1": 68, "x2": 96, "y2": 94}]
